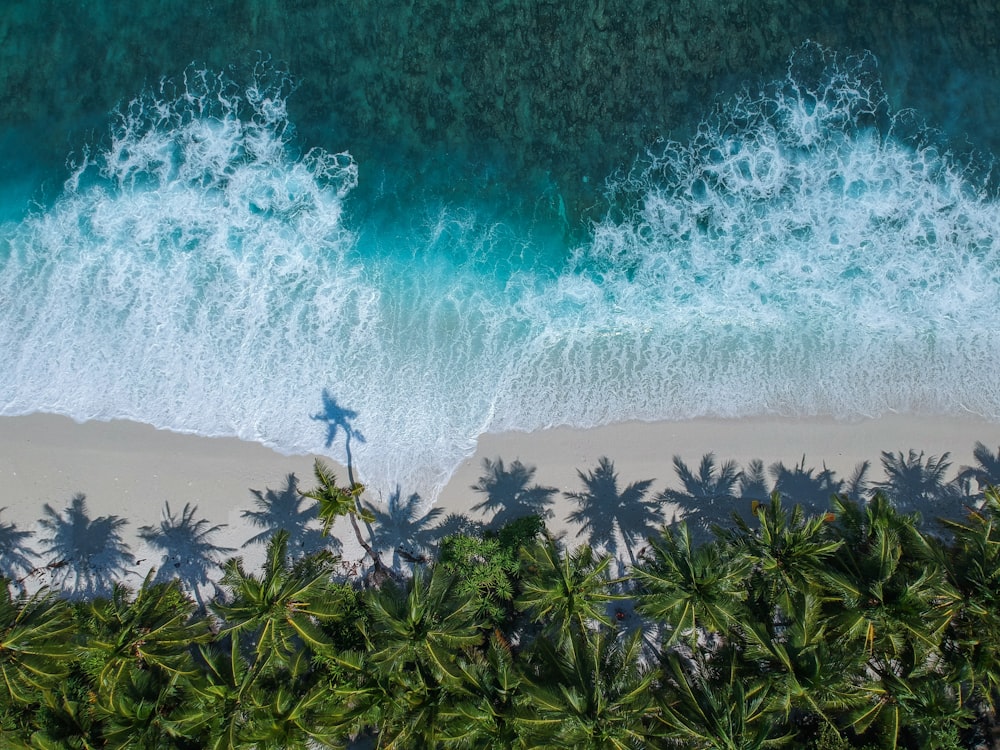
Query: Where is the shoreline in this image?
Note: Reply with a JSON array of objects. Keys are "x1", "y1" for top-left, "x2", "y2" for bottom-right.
[{"x1": 1, "y1": 412, "x2": 998, "y2": 589}]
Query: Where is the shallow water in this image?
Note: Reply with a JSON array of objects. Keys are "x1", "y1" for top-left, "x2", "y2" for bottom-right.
[{"x1": 2, "y1": 3, "x2": 999, "y2": 500}]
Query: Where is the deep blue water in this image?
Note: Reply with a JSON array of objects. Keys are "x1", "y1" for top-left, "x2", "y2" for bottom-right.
[{"x1": 1, "y1": 3, "x2": 999, "y2": 500}]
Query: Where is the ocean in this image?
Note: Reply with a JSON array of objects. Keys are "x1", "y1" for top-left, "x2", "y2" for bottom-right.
[{"x1": 1, "y1": 1, "x2": 998, "y2": 501}]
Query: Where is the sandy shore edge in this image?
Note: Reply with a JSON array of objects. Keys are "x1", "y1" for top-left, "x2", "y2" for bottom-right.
[{"x1": 1, "y1": 412, "x2": 998, "y2": 591}]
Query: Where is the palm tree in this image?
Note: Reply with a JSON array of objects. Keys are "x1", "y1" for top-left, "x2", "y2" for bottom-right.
[
  {"x1": 518, "y1": 626, "x2": 663, "y2": 749},
  {"x1": 242, "y1": 474, "x2": 328, "y2": 558},
  {"x1": 660, "y1": 454, "x2": 742, "y2": 535},
  {"x1": 740, "y1": 590, "x2": 866, "y2": 728},
  {"x1": 565, "y1": 457, "x2": 661, "y2": 566},
  {"x1": 848, "y1": 644, "x2": 971, "y2": 750},
  {"x1": 361, "y1": 565, "x2": 484, "y2": 747},
  {"x1": 823, "y1": 495, "x2": 955, "y2": 662},
  {"x1": 633, "y1": 523, "x2": 748, "y2": 647},
  {"x1": 517, "y1": 535, "x2": 623, "y2": 647},
  {"x1": 0, "y1": 509, "x2": 35, "y2": 584},
  {"x1": 0, "y1": 585, "x2": 74, "y2": 706},
  {"x1": 470, "y1": 457, "x2": 558, "y2": 528},
  {"x1": 364, "y1": 564, "x2": 483, "y2": 678},
  {"x1": 438, "y1": 633, "x2": 525, "y2": 748},
  {"x1": 36, "y1": 494, "x2": 134, "y2": 598},
  {"x1": 213, "y1": 530, "x2": 346, "y2": 689},
  {"x1": 138, "y1": 502, "x2": 235, "y2": 608},
  {"x1": 80, "y1": 573, "x2": 210, "y2": 704},
  {"x1": 937, "y1": 488, "x2": 1000, "y2": 724},
  {"x1": 299, "y1": 458, "x2": 389, "y2": 583},
  {"x1": 656, "y1": 646, "x2": 792, "y2": 750},
  {"x1": 720, "y1": 494, "x2": 842, "y2": 618}
]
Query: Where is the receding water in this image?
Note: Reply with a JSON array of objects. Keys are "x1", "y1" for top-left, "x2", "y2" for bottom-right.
[{"x1": 2, "y1": 3, "x2": 999, "y2": 501}]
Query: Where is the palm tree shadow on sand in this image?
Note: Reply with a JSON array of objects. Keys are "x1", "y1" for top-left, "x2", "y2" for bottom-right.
[
  {"x1": 658, "y1": 453, "x2": 743, "y2": 539},
  {"x1": 35, "y1": 494, "x2": 134, "y2": 599},
  {"x1": 875, "y1": 449, "x2": 963, "y2": 520},
  {"x1": 138, "y1": 502, "x2": 236, "y2": 608},
  {"x1": 565, "y1": 457, "x2": 662, "y2": 568},
  {"x1": 362, "y1": 487, "x2": 443, "y2": 569},
  {"x1": 241, "y1": 474, "x2": 336, "y2": 559},
  {"x1": 0, "y1": 508, "x2": 36, "y2": 584},
  {"x1": 471, "y1": 457, "x2": 557, "y2": 530},
  {"x1": 957, "y1": 442, "x2": 1000, "y2": 502}
]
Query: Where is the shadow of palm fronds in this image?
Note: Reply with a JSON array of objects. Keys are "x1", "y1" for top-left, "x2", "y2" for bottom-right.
[
  {"x1": 658, "y1": 453, "x2": 741, "y2": 537},
  {"x1": 363, "y1": 486, "x2": 443, "y2": 568},
  {"x1": 0, "y1": 508, "x2": 35, "y2": 583},
  {"x1": 138, "y1": 502, "x2": 235, "y2": 607},
  {"x1": 957, "y1": 442, "x2": 1000, "y2": 502},
  {"x1": 876, "y1": 449, "x2": 962, "y2": 515},
  {"x1": 241, "y1": 474, "x2": 333, "y2": 558},
  {"x1": 566, "y1": 457, "x2": 661, "y2": 567},
  {"x1": 36, "y1": 494, "x2": 134, "y2": 598},
  {"x1": 471, "y1": 457, "x2": 557, "y2": 529}
]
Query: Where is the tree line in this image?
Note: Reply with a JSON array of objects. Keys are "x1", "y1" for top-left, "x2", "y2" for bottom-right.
[{"x1": 1, "y1": 446, "x2": 999, "y2": 748}]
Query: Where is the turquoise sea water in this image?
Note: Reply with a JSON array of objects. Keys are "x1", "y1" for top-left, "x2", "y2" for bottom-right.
[{"x1": 2, "y1": 3, "x2": 999, "y2": 500}]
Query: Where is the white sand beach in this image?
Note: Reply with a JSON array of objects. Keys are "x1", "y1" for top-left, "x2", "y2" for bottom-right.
[{"x1": 1, "y1": 412, "x2": 998, "y2": 593}]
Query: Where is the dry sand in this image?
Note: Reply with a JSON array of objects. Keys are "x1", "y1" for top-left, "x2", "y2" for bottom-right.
[{"x1": 1, "y1": 412, "x2": 997, "y2": 592}]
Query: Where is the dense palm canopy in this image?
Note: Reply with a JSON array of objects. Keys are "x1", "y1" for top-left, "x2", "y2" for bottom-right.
[
  {"x1": 3, "y1": 443, "x2": 1000, "y2": 748},
  {"x1": 517, "y1": 534, "x2": 623, "y2": 646}
]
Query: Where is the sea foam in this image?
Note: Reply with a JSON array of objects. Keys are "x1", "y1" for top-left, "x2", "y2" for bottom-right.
[{"x1": 1, "y1": 47, "x2": 998, "y2": 503}]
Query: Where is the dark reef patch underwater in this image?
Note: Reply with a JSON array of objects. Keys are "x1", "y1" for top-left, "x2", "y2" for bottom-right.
[{"x1": 1, "y1": 1, "x2": 999, "y2": 500}]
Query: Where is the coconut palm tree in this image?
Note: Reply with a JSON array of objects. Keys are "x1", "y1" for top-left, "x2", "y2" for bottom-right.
[
  {"x1": 656, "y1": 645, "x2": 791, "y2": 750},
  {"x1": 138, "y1": 502, "x2": 235, "y2": 608},
  {"x1": 517, "y1": 535, "x2": 623, "y2": 647},
  {"x1": 36, "y1": 494, "x2": 134, "y2": 599},
  {"x1": 213, "y1": 530, "x2": 346, "y2": 690},
  {"x1": 0, "y1": 585, "x2": 74, "y2": 706},
  {"x1": 823, "y1": 495, "x2": 955, "y2": 661},
  {"x1": 360, "y1": 565, "x2": 484, "y2": 746},
  {"x1": 438, "y1": 633, "x2": 526, "y2": 749},
  {"x1": 848, "y1": 644, "x2": 971, "y2": 750},
  {"x1": 565, "y1": 457, "x2": 661, "y2": 566},
  {"x1": 299, "y1": 458, "x2": 389, "y2": 583},
  {"x1": 936, "y1": 488, "x2": 1000, "y2": 723},
  {"x1": 518, "y1": 626, "x2": 663, "y2": 749},
  {"x1": 79, "y1": 573, "x2": 210, "y2": 704},
  {"x1": 470, "y1": 457, "x2": 558, "y2": 529},
  {"x1": 740, "y1": 590, "x2": 866, "y2": 728},
  {"x1": 633, "y1": 523, "x2": 748, "y2": 647},
  {"x1": 720, "y1": 494, "x2": 842, "y2": 618}
]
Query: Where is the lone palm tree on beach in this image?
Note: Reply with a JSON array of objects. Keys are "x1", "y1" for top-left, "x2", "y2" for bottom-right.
[{"x1": 299, "y1": 458, "x2": 390, "y2": 585}]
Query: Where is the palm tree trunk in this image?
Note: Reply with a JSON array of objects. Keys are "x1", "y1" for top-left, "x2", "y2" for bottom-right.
[{"x1": 348, "y1": 511, "x2": 390, "y2": 587}]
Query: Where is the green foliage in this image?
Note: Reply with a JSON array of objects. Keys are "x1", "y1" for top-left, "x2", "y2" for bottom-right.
[
  {"x1": 437, "y1": 514, "x2": 544, "y2": 627},
  {"x1": 4, "y1": 465, "x2": 1000, "y2": 747}
]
